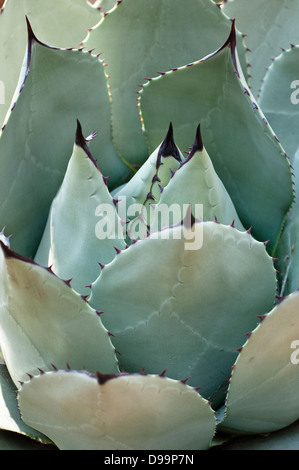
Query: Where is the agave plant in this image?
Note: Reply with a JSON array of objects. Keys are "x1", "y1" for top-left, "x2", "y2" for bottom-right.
[{"x1": 1, "y1": 0, "x2": 299, "y2": 451}]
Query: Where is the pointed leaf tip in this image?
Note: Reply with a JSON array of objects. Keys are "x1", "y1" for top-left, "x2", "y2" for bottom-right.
[
  {"x1": 25, "y1": 16, "x2": 51, "y2": 51},
  {"x1": 25, "y1": 16, "x2": 38, "y2": 44},
  {"x1": 75, "y1": 119, "x2": 86, "y2": 148},
  {"x1": 180, "y1": 124, "x2": 203, "y2": 167},
  {"x1": 156, "y1": 123, "x2": 181, "y2": 168},
  {"x1": 221, "y1": 18, "x2": 238, "y2": 76},
  {"x1": 193, "y1": 124, "x2": 204, "y2": 153},
  {"x1": 75, "y1": 120, "x2": 99, "y2": 168},
  {"x1": 0, "y1": 240, "x2": 36, "y2": 266}
]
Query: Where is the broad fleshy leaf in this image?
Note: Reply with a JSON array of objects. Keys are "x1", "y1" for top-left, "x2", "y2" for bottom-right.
[
  {"x1": 139, "y1": 22, "x2": 293, "y2": 254},
  {"x1": 113, "y1": 123, "x2": 183, "y2": 209},
  {"x1": 222, "y1": 0, "x2": 299, "y2": 97},
  {"x1": 18, "y1": 370, "x2": 216, "y2": 450},
  {"x1": 35, "y1": 121, "x2": 126, "y2": 295},
  {"x1": 220, "y1": 291, "x2": 299, "y2": 434},
  {"x1": 0, "y1": 0, "x2": 102, "y2": 127},
  {"x1": 216, "y1": 421, "x2": 299, "y2": 451},
  {"x1": 0, "y1": 21, "x2": 126, "y2": 258},
  {"x1": 276, "y1": 145, "x2": 299, "y2": 297},
  {"x1": 113, "y1": 123, "x2": 184, "y2": 242},
  {"x1": 0, "y1": 242, "x2": 118, "y2": 387},
  {"x1": 90, "y1": 219, "x2": 277, "y2": 407},
  {"x1": 259, "y1": 46, "x2": 299, "y2": 163},
  {"x1": 150, "y1": 125, "x2": 245, "y2": 233},
  {"x1": 84, "y1": 0, "x2": 248, "y2": 166},
  {"x1": 115, "y1": 124, "x2": 244, "y2": 243}
]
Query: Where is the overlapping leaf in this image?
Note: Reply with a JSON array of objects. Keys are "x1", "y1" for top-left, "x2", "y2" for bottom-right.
[
  {"x1": 35, "y1": 121, "x2": 126, "y2": 295},
  {"x1": 139, "y1": 22, "x2": 293, "y2": 254},
  {"x1": 222, "y1": 0, "x2": 299, "y2": 97},
  {"x1": 0, "y1": 242, "x2": 118, "y2": 387},
  {"x1": 114, "y1": 124, "x2": 244, "y2": 243},
  {"x1": 90, "y1": 219, "x2": 277, "y2": 407},
  {"x1": 0, "y1": 22, "x2": 126, "y2": 258},
  {"x1": 84, "y1": 0, "x2": 248, "y2": 166},
  {"x1": 18, "y1": 370, "x2": 216, "y2": 450},
  {"x1": 149, "y1": 125, "x2": 245, "y2": 233},
  {"x1": 259, "y1": 46, "x2": 299, "y2": 163},
  {"x1": 275, "y1": 146, "x2": 299, "y2": 296},
  {"x1": 0, "y1": 0, "x2": 102, "y2": 127},
  {"x1": 220, "y1": 291, "x2": 299, "y2": 434}
]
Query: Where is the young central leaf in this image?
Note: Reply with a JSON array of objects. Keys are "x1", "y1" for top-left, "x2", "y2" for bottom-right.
[
  {"x1": 149, "y1": 124, "x2": 245, "y2": 234},
  {"x1": 113, "y1": 123, "x2": 183, "y2": 242},
  {"x1": 222, "y1": 0, "x2": 299, "y2": 97},
  {"x1": 259, "y1": 46, "x2": 299, "y2": 162},
  {"x1": 35, "y1": 121, "x2": 126, "y2": 296}
]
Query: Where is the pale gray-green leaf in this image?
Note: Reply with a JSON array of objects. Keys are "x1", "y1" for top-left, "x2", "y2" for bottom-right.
[
  {"x1": 90, "y1": 221, "x2": 277, "y2": 407},
  {"x1": 220, "y1": 291, "x2": 299, "y2": 434},
  {"x1": 0, "y1": 243, "x2": 118, "y2": 387},
  {"x1": 18, "y1": 370, "x2": 216, "y2": 450}
]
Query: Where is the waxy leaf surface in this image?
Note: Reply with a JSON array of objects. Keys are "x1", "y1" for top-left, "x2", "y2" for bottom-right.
[
  {"x1": 0, "y1": 0, "x2": 102, "y2": 126},
  {"x1": 90, "y1": 221, "x2": 277, "y2": 407},
  {"x1": 259, "y1": 46, "x2": 299, "y2": 163},
  {"x1": 35, "y1": 121, "x2": 126, "y2": 295},
  {"x1": 18, "y1": 370, "x2": 216, "y2": 450},
  {"x1": 221, "y1": 291, "x2": 299, "y2": 434},
  {"x1": 0, "y1": 242, "x2": 118, "y2": 387},
  {"x1": 0, "y1": 26, "x2": 125, "y2": 257},
  {"x1": 84, "y1": 0, "x2": 248, "y2": 166},
  {"x1": 223, "y1": 0, "x2": 299, "y2": 96},
  {"x1": 139, "y1": 24, "x2": 293, "y2": 253}
]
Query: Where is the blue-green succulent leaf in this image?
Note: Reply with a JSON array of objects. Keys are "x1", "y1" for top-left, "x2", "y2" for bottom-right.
[
  {"x1": 0, "y1": 242, "x2": 119, "y2": 387},
  {"x1": 90, "y1": 219, "x2": 277, "y2": 407},
  {"x1": 222, "y1": 0, "x2": 299, "y2": 97},
  {"x1": 150, "y1": 125, "x2": 245, "y2": 233},
  {"x1": 0, "y1": 21, "x2": 125, "y2": 258},
  {"x1": 0, "y1": 0, "x2": 102, "y2": 127},
  {"x1": 259, "y1": 46, "x2": 299, "y2": 163},
  {"x1": 220, "y1": 291, "x2": 299, "y2": 434},
  {"x1": 113, "y1": 123, "x2": 184, "y2": 242},
  {"x1": 276, "y1": 144, "x2": 299, "y2": 297},
  {"x1": 84, "y1": 0, "x2": 248, "y2": 166},
  {"x1": 35, "y1": 121, "x2": 126, "y2": 295},
  {"x1": 113, "y1": 123, "x2": 183, "y2": 209},
  {"x1": 139, "y1": 22, "x2": 293, "y2": 254},
  {"x1": 216, "y1": 421, "x2": 299, "y2": 450}
]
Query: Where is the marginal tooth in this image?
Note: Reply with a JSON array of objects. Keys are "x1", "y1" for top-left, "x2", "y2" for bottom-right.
[
  {"x1": 180, "y1": 377, "x2": 190, "y2": 384},
  {"x1": 257, "y1": 314, "x2": 267, "y2": 322}
]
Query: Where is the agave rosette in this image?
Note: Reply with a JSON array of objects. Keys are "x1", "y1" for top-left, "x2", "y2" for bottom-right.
[{"x1": 0, "y1": 0, "x2": 299, "y2": 451}]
